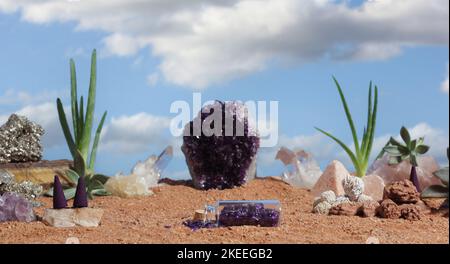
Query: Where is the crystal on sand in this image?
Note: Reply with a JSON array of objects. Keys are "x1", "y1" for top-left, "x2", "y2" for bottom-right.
[
  {"x1": 276, "y1": 147, "x2": 322, "y2": 189},
  {"x1": 0, "y1": 192, "x2": 35, "y2": 222},
  {"x1": 368, "y1": 155, "x2": 442, "y2": 191},
  {"x1": 105, "y1": 146, "x2": 173, "y2": 197}
]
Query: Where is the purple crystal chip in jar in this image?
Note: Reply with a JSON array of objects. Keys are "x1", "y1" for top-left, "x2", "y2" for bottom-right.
[
  {"x1": 183, "y1": 220, "x2": 217, "y2": 231},
  {"x1": 218, "y1": 203, "x2": 280, "y2": 227},
  {"x1": 182, "y1": 101, "x2": 260, "y2": 190}
]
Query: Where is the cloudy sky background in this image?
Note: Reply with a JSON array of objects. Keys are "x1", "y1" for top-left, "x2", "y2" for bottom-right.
[{"x1": 0, "y1": 0, "x2": 448, "y2": 178}]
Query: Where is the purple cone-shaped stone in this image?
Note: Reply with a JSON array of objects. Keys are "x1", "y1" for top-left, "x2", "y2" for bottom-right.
[
  {"x1": 73, "y1": 176, "x2": 88, "y2": 208},
  {"x1": 410, "y1": 166, "x2": 421, "y2": 192},
  {"x1": 53, "y1": 176, "x2": 67, "y2": 209},
  {"x1": 182, "y1": 101, "x2": 260, "y2": 190}
]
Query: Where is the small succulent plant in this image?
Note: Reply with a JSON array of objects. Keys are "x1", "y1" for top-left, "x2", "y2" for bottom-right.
[
  {"x1": 316, "y1": 77, "x2": 378, "y2": 177},
  {"x1": 378, "y1": 126, "x2": 430, "y2": 191},
  {"x1": 51, "y1": 49, "x2": 110, "y2": 199},
  {"x1": 48, "y1": 151, "x2": 110, "y2": 200},
  {"x1": 57, "y1": 49, "x2": 107, "y2": 176},
  {"x1": 421, "y1": 148, "x2": 449, "y2": 208}
]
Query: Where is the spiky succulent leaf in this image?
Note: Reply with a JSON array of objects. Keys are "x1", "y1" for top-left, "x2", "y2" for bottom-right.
[
  {"x1": 315, "y1": 127, "x2": 361, "y2": 175},
  {"x1": 91, "y1": 189, "x2": 111, "y2": 196},
  {"x1": 64, "y1": 187, "x2": 77, "y2": 200},
  {"x1": 89, "y1": 111, "x2": 107, "y2": 171},
  {"x1": 91, "y1": 174, "x2": 110, "y2": 184},
  {"x1": 70, "y1": 59, "x2": 79, "y2": 142},
  {"x1": 421, "y1": 185, "x2": 449, "y2": 198},
  {"x1": 80, "y1": 49, "x2": 97, "y2": 160},
  {"x1": 332, "y1": 77, "x2": 360, "y2": 157},
  {"x1": 400, "y1": 126, "x2": 411, "y2": 146},
  {"x1": 74, "y1": 149, "x2": 86, "y2": 178},
  {"x1": 57, "y1": 98, "x2": 76, "y2": 158},
  {"x1": 416, "y1": 145, "x2": 430, "y2": 155},
  {"x1": 65, "y1": 169, "x2": 80, "y2": 185}
]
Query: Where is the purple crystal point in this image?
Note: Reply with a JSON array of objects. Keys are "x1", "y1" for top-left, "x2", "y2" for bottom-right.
[
  {"x1": 73, "y1": 176, "x2": 88, "y2": 208},
  {"x1": 410, "y1": 166, "x2": 421, "y2": 192},
  {"x1": 182, "y1": 101, "x2": 260, "y2": 190},
  {"x1": 0, "y1": 192, "x2": 35, "y2": 222},
  {"x1": 53, "y1": 176, "x2": 67, "y2": 209}
]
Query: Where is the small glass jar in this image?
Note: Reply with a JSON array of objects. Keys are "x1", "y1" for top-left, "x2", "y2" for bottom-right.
[{"x1": 205, "y1": 200, "x2": 281, "y2": 227}]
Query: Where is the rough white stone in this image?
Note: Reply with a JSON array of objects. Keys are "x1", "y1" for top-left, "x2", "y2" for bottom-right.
[
  {"x1": 42, "y1": 208, "x2": 104, "y2": 228},
  {"x1": 313, "y1": 201, "x2": 332, "y2": 215},
  {"x1": 343, "y1": 175, "x2": 364, "y2": 201}
]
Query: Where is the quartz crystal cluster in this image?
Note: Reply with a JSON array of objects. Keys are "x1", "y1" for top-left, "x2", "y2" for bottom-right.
[
  {"x1": 0, "y1": 114, "x2": 44, "y2": 163},
  {"x1": 0, "y1": 169, "x2": 43, "y2": 207},
  {"x1": 182, "y1": 101, "x2": 260, "y2": 190},
  {"x1": 105, "y1": 146, "x2": 173, "y2": 197},
  {"x1": 218, "y1": 203, "x2": 280, "y2": 227},
  {"x1": 276, "y1": 147, "x2": 322, "y2": 189},
  {"x1": 0, "y1": 192, "x2": 36, "y2": 222}
]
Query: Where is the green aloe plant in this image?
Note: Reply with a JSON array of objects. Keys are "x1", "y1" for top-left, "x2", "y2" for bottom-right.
[
  {"x1": 52, "y1": 49, "x2": 110, "y2": 199},
  {"x1": 378, "y1": 126, "x2": 430, "y2": 191},
  {"x1": 315, "y1": 77, "x2": 378, "y2": 177},
  {"x1": 421, "y1": 148, "x2": 449, "y2": 208}
]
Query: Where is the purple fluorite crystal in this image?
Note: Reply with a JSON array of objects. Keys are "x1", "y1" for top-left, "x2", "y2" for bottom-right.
[
  {"x1": 218, "y1": 204, "x2": 280, "y2": 227},
  {"x1": 182, "y1": 101, "x2": 260, "y2": 190},
  {"x1": 0, "y1": 192, "x2": 36, "y2": 222}
]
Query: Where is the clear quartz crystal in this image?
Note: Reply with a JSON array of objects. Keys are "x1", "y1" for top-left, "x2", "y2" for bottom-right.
[
  {"x1": 105, "y1": 146, "x2": 173, "y2": 197},
  {"x1": 276, "y1": 147, "x2": 322, "y2": 189}
]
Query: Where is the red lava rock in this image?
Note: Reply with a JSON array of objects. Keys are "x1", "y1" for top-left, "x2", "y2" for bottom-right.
[
  {"x1": 377, "y1": 199, "x2": 401, "y2": 219},
  {"x1": 399, "y1": 204, "x2": 421, "y2": 221},
  {"x1": 329, "y1": 202, "x2": 362, "y2": 216},
  {"x1": 384, "y1": 180, "x2": 420, "y2": 204},
  {"x1": 360, "y1": 201, "x2": 380, "y2": 217}
]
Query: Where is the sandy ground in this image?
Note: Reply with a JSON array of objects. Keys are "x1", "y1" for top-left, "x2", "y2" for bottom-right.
[{"x1": 0, "y1": 178, "x2": 448, "y2": 244}]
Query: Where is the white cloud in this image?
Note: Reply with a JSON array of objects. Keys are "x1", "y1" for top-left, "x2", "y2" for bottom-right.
[
  {"x1": 101, "y1": 112, "x2": 172, "y2": 154},
  {"x1": 0, "y1": 89, "x2": 61, "y2": 106},
  {"x1": 0, "y1": 0, "x2": 447, "y2": 88},
  {"x1": 442, "y1": 63, "x2": 449, "y2": 94}
]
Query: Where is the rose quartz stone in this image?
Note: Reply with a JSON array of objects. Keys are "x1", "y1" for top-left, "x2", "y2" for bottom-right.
[
  {"x1": 368, "y1": 155, "x2": 441, "y2": 191},
  {"x1": 362, "y1": 174, "x2": 385, "y2": 202},
  {"x1": 311, "y1": 160, "x2": 349, "y2": 197}
]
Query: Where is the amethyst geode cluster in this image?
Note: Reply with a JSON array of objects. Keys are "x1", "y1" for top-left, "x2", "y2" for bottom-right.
[
  {"x1": 218, "y1": 203, "x2": 280, "y2": 227},
  {"x1": 182, "y1": 101, "x2": 260, "y2": 190}
]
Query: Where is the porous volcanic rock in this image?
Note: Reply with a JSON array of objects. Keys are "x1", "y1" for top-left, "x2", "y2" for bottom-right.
[{"x1": 384, "y1": 180, "x2": 420, "y2": 204}]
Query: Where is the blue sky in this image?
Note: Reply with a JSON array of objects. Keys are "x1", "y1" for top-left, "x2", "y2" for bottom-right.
[{"x1": 0, "y1": 0, "x2": 448, "y2": 179}]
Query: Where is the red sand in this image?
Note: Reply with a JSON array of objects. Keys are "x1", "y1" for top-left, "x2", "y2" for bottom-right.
[{"x1": 0, "y1": 178, "x2": 448, "y2": 244}]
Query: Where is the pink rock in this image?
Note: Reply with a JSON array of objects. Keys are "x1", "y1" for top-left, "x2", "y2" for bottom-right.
[
  {"x1": 311, "y1": 160, "x2": 349, "y2": 197},
  {"x1": 368, "y1": 155, "x2": 441, "y2": 191},
  {"x1": 363, "y1": 174, "x2": 385, "y2": 202}
]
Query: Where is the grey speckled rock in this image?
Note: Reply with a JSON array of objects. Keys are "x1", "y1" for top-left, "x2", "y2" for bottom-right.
[{"x1": 0, "y1": 114, "x2": 44, "y2": 163}]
